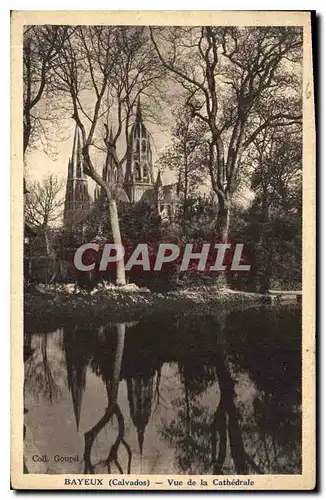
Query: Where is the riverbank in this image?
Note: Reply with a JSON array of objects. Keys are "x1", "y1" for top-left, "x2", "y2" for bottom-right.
[{"x1": 24, "y1": 282, "x2": 271, "y2": 333}]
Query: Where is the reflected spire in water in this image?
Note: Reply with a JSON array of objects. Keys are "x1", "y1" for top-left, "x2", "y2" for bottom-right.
[
  {"x1": 127, "y1": 376, "x2": 154, "y2": 457},
  {"x1": 64, "y1": 326, "x2": 91, "y2": 431},
  {"x1": 138, "y1": 429, "x2": 144, "y2": 457},
  {"x1": 68, "y1": 363, "x2": 87, "y2": 431}
]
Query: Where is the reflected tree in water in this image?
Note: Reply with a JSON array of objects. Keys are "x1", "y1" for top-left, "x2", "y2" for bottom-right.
[
  {"x1": 24, "y1": 329, "x2": 66, "y2": 474},
  {"x1": 211, "y1": 353, "x2": 261, "y2": 474},
  {"x1": 24, "y1": 331, "x2": 66, "y2": 404},
  {"x1": 226, "y1": 306, "x2": 302, "y2": 473},
  {"x1": 83, "y1": 323, "x2": 132, "y2": 474},
  {"x1": 160, "y1": 356, "x2": 255, "y2": 475},
  {"x1": 24, "y1": 306, "x2": 301, "y2": 475},
  {"x1": 23, "y1": 332, "x2": 35, "y2": 474},
  {"x1": 160, "y1": 307, "x2": 301, "y2": 475},
  {"x1": 161, "y1": 361, "x2": 217, "y2": 474},
  {"x1": 230, "y1": 366, "x2": 301, "y2": 474}
]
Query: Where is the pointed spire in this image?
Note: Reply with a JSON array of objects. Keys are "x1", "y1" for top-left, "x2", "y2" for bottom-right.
[
  {"x1": 127, "y1": 376, "x2": 153, "y2": 460},
  {"x1": 71, "y1": 123, "x2": 83, "y2": 179},
  {"x1": 68, "y1": 363, "x2": 86, "y2": 431},
  {"x1": 72, "y1": 385, "x2": 82, "y2": 431},
  {"x1": 156, "y1": 170, "x2": 163, "y2": 188},
  {"x1": 76, "y1": 130, "x2": 82, "y2": 178},
  {"x1": 137, "y1": 428, "x2": 144, "y2": 457},
  {"x1": 67, "y1": 158, "x2": 72, "y2": 179},
  {"x1": 71, "y1": 124, "x2": 78, "y2": 172},
  {"x1": 136, "y1": 96, "x2": 142, "y2": 122}
]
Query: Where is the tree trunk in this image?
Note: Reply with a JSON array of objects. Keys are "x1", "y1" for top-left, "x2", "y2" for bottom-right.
[
  {"x1": 216, "y1": 194, "x2": 230, "y2": 243},
  {"x1": 42, "y1": 224, "x2": 51, "y2": 284},
  {"x1": 259, "y1": 186, "x2": 270, "y2": 294},
  {"x1": 43, "y1": 226, "x2": 50, "y2": 257},
  {"x1": 183, "y1": 152, "x2": 188, "y2": 226},
  {"x1": 24, "y1": 123, "x2": 30, "y2": 155},
  {"x1": 82, "y1": 144, "x2": 126, "y2": 286},
  {"x1": 215, "y1": 193, "x2": 230, "y2": 288},
  {"x1": 110, "y1": 323, "x2": 126, "y2": 400},
  {"x1": 108, "y1": 198, "x2": 126, "y2": 286},
  {"x1": 215, "y1": 353, "x2": 250, "y2": 475}
]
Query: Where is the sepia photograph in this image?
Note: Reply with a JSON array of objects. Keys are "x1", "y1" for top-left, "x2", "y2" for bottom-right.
[{"x1": 11, "y1": 10, "x2": 315, "y2": 490}]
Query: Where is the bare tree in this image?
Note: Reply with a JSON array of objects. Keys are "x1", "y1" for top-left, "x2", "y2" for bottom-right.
[
  {"x1": 51, "y1": 26, "x2": 164, "y2": 285},
  {"x1": 150, "y1": 26, "x2": 302, "y2": 241},
  {"x1": 23, "y1": 25, "x2": 71, "y2": 155},
  {"x1": 24, "y1": 174, "x2": 64, "y2": 255}
]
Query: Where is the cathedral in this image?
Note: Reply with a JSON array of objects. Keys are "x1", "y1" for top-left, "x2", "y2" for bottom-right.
[{"x1": 63, "y1": 99, "x2": 180, "y2": 227}]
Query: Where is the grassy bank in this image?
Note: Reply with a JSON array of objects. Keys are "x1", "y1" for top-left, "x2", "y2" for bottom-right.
[{"x1": 24, "y1": 283, "x2": 269, "y2": 333}]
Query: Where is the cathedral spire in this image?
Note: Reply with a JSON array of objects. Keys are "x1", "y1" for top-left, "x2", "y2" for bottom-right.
[
  {"x1": 67, "y1": 158, "x2": 72, "y2": 180},
  {"x1": 70, "y1": 372, "x2": 84, "y2": 431},
  {"x1": 127, "y1": 376, "x2": 154, "y2": 458},
  {"x1": 137, "y1": 429, "x2": 144, "y2": 457},
  {"x1": 65, "y1": 344, "x2": 87, "y2": 431},
  {"x1": 136, "y1": 96, "x2": 142, "y2": 122},
  {"x1": 71, "y1": 123, "x2": 83, "y2": 179},
  {"x1": 155, "y1": 170, "x2": 163, "y2": 188},
  {"x1": 63, "y1": 122, "x2": 91, "y2": 226}
]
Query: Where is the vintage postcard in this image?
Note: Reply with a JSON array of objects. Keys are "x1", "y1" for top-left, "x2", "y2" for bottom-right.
[{"x1": 11, "y1": 10, "x2": 316, "y2": 490}]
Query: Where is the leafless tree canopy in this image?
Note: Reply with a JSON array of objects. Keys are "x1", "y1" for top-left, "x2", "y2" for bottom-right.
[
  {"x1": 25, "y1": 173, "x2": 64, "y2": 227},
  {"x1": 23, "y1": 25, "x2": 71, "y2": 154},
  {"x1": 24, "y1": 173, "x2": 64, "y2": 255},
  {"x1": 150, "y1": 26, "x2": 302, "y2": 240}
]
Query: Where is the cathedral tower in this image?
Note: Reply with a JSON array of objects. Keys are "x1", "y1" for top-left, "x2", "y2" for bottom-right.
[
  {"x1": 63, "y1": 125, "x2": 91, "y2": 226},
  {"x1": 123, "y1": 98, "x2": 154, "y2": 203}
]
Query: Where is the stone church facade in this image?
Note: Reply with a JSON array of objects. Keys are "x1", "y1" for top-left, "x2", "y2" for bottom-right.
[{"x1": 64, "y1": 99, "x2": 180, "y2": 227}]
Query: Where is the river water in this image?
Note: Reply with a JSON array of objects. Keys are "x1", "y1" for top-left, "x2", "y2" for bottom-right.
[{"x1": 24, "y1": 304, "x2": 301, "y2": 475}]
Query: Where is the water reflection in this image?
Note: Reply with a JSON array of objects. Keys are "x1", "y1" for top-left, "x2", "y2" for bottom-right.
[{"x1": 24, "y1": 306, "x2": 301, "y2": 475}]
